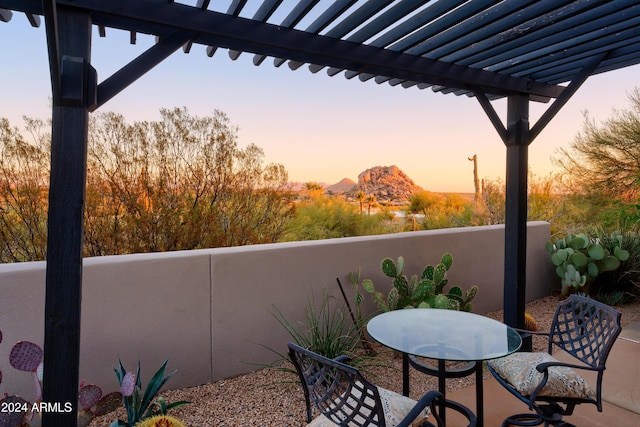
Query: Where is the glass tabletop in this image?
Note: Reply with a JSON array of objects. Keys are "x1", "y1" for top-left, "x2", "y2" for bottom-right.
[{"x1": 367, "y1": 308, "x2": 522, "y2": 361}]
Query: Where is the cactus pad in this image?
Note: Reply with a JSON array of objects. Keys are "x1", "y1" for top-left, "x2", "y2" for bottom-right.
[
  {"x1": 77, "y1": 409, "x2": 94, "y2": 427},
  {"x1": 79, "y1": 384, "x2": 103, "y2": 410},
  {"x1": 381, "y1": 258, "x2": 398, "y2": 277},
  {"x1": 9, "y1": 341, "x2": 43, "y2": 372},
  {"x1": 0, "y1": 395, "x2": 29, "y2": 427}
]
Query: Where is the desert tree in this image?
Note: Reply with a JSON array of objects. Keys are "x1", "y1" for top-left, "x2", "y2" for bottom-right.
[
  {"x1": 354, "y1": 190, "x2": 366, "y2": 215},
  {"x1": 365, "y1": 194, "x2": 377, "y2": 215},
  {"x1": 554, "y1": 88, "x2": 640, "y2": 202},
  {"x1": 0, "y1": 117, "x2": 50, "y2": 262},
  {"x1": 84, "y1": 107, "x2": 293, "y2": 254},
  {"x1": 0, "y1": 108, "x2": 294, "y2": 261}
]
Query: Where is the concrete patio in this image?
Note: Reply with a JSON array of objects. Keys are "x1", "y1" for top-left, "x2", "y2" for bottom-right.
[{"x1": 447, "y1": 322, "x2": 640, "y2": 426}]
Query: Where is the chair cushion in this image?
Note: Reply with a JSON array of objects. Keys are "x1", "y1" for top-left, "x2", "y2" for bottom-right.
[
  {"x1": 307, "y1": 385, "x2": 430, "y2": 427},
  {"x1": 488, "y1": 352, "x2": 594, "y2": 399}
]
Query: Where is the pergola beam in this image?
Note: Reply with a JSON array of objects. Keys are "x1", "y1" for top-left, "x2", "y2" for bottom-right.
[
  {"x1": 42, "y1": 0, "x2": 61, "y2": 100},
  {"x1": 96, "y1": 29, "x2": 195, "y2": 110},
  {"x1": 530, "y1": 53, "x2": 607, "y2": 141},
  {"x1": 6, "y1": 0, "x2": 565, "y2": 100}
]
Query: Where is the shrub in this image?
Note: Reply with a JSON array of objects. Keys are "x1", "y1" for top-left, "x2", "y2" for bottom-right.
[
  {"x1": 589, "y1": 227, "x2": 640, "y2": 303},
  {"x1": 270, "y1": 289, "x2": 361, "y2": 362}
]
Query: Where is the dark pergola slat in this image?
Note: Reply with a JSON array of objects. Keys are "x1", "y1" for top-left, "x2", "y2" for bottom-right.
[
  {"x1": 374, "y1": 0, "x2": 498, "y2": 52},
  {"x1": 323, "y1": 0, "x2": 392, "y2": 39},
  {"x1": 345, "y1": 0, "x2": 427, "y2": 45},
  {"x1": 524, "y1": 36, "x2": 640, "y2": 81},
  {"x1": 457, "y1": 1, "x2": 636, "y2": 66},
  {"x1": 406, "y1": 0, "x2": 551, "y2": 57},
  {"x1": 305, "y1": 0, "x2": 357, "y2": 34},
  {"x1": 228, "y1": 0, "x2": 284, "y2": 60},
  {"x1": 251, "y1": 0, "x2": 319, "y2": 65},
  {"x1": 490, "y1": 13, "x2": 640, "y2": 74},
  {"x1": 0, "y1": 8, "x2": 11, "y2": 22},
  {"x1": 432, "y1": 0, "x2": 601, "y2": 62}
]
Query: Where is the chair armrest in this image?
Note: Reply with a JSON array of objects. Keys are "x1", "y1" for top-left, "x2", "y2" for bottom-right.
[
  {"x1": 397, "y1": 390, "x2": 443, "y2": 427},
  {"x1": 536, "y1": 360, "x2": 601, "y2": 373},
  {"x1": 511, "y1": 327, "x2": 550, "y2": 336},
  {"x1": 528, "y1": 360, "x2": 603, "y2": 405},
  {"x1": 334, "y1": 355, "x2": 351, "y2": 364}
]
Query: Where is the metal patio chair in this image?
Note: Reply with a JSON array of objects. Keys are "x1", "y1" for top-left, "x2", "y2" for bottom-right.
[
  {"x1": 288, "y1": 342, "x2": 465, "y2": 427},
  {"x1": 487, "y1": 294, "x2": 622, "y2": 427}
]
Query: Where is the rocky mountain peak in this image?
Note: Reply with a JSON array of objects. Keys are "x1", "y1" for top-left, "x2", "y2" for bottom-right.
[
  {"x1": 325, "y1": 178, "x2": 357, "y2": 194},
  {"x1": 347, "y1": 165, "x2": 422, "y2": 203}
]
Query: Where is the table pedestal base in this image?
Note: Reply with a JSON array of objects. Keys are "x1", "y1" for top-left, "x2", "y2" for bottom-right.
[{"x1": 402, "y1": 354, "x2": 480, "y2": 427}]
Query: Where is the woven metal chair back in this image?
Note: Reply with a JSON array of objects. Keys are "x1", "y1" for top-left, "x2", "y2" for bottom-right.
[
  {"x1": 288, "y1": 343, "x2": 386, "y2": 427},
  {"x1": 548, "y1": 294, "x2": 622, "y2": 369}
]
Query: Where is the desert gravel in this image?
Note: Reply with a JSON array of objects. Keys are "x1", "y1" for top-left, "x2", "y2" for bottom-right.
[{"x1": 89, "y1": 296, "x2": 640, "y2": 427}]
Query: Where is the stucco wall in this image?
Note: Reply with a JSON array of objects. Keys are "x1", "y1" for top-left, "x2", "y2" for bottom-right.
[{"x1": 0, "y1": 222, "x2": 555, "y2": 401}]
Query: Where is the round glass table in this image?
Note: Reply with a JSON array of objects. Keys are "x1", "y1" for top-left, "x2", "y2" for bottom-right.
[{"x1": 367, "y1": 308, "x2": 522, "y2": 427}]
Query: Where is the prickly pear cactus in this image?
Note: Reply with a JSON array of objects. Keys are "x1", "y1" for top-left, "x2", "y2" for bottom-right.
[
  {"x1": 0, "y1": 395, "x2": 30, "y2": 427},
  {"x1": 79, "y1": 384, "x2": 103, "y2": 410},
  {"x1": 363, "y1": 253, "x2": 478, "y2": 312},
  {"x1": 77, "y1": 384, "x2": 123, "y2": 427},
  {"x1": 9, "y1": 341, "x2": 43, "y2": 372},
  {"x1": 546, "y1": 232, "x2": 629, "y2": 296}
]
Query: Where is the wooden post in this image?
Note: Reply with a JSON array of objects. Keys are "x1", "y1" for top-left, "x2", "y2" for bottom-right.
[
  {"x1": 503, "y1": 94, "x2": 532, "y2": 351},
  {"x1": 42, "y1": 8, "x2": 92, "y2": 426}
]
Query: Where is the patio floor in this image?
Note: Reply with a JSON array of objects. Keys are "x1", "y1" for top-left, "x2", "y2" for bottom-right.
[{"x1": 446, "y1": 322, "x2": 640, "y2": 426}]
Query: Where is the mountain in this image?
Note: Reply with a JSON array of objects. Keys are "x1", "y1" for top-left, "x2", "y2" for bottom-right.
[
  {"x1": 346, "y1": 165, "x2": 422, "y2": 203},
  {"x1": 325, "y1": 178, "x2": 356, "y2": 194}
]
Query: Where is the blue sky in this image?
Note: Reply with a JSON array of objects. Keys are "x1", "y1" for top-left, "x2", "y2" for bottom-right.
[{"x1": 1, "y1": 13, "x2": 639, "y2": 192}]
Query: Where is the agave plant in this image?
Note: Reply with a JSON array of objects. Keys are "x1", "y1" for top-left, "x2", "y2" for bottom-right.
[{"x1": 110, "y1": 358, "x2": 189, "y2": 427}]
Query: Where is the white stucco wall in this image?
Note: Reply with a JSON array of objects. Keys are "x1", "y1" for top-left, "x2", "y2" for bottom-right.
[{"x1": 0, "y1": 222, "x2": 555, "y2": 400}]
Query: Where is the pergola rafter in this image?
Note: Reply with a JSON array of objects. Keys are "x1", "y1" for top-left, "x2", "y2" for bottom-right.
[{"x1": 2, "y1": 1, "x2": 640, "y2": 425}]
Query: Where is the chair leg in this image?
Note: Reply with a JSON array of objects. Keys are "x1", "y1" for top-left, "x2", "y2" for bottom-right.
[
  {"x1": 502, "y1": 413, "x2": 544, "y2": 427},
  {"x1": 502, "y1": 411, "x2": 577, "y2": 427}
]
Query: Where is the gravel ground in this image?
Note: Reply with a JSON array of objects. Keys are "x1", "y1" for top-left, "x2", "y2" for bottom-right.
[{"x1": 89, "y1": 296, "x2": 640, "y2": 427}]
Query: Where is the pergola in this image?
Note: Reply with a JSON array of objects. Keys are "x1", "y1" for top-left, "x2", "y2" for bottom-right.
[{"x1": 2, "y1": 1, "x2": 640, "y2": 425}]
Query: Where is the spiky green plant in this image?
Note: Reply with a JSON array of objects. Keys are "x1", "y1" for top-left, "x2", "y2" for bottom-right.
[
  {"x1": 270, "y1": 289, "x2": 361, "y2": 362},
  {"x1": 110, "y1": 359, "x2": 189, "y2": 427}
]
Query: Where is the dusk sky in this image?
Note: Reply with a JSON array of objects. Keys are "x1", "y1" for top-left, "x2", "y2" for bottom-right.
[{"x1": 1, "y1": 13, "x2": 639, "y2": 193}]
